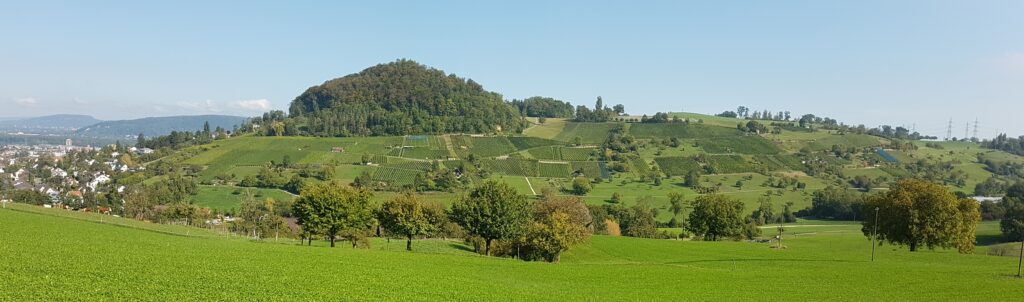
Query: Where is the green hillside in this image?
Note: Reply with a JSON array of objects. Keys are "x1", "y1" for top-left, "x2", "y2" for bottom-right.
[
  {"x1": 4, "y1": 204, "x2": 1024, "y2": 301},
  {"x1": 167, "y1": 115, "x2": 1024, "y2": 217}
]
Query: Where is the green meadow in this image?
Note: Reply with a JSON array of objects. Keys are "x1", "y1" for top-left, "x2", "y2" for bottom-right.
[{"x1": 3, "y1": 203, "x2": 1023, "y2": 301}]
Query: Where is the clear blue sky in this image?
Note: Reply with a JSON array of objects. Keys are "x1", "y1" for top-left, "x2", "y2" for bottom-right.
[{"x1": 2, "y1": 1, "x2": 1022, "y2": 138}]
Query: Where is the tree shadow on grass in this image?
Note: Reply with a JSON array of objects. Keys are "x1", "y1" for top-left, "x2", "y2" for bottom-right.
[
  {"x1": 448, "y1": 242, "x2": 475, "y2": 253},
  {"x1": 666, "y1": 258, "x2": 860, "y2": 265},
  {"x1": 976, "y1": 233, "x2": 1004, "y2": 246}
]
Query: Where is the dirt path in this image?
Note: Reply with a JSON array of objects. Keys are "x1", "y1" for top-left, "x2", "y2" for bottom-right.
[
  {"x1": 525, "y1": 177, "x2": 537, "y2": 195},
  {"x1": 441, "y1": 135, "x2": 458, "y2": 158}
]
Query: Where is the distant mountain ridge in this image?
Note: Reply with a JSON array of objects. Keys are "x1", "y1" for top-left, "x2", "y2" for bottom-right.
[
  {"x1": 76, "y1": 115, "x2": 248, "y2": 138},
  {"x1": 0, "y1": 114, "x2": 103, "y2": 130}
]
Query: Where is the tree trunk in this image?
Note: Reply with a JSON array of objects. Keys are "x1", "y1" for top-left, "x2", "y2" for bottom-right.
[
  {"x1": 909, "y1": 241, "x2": 917, "y2": 252},
  {"x1": 406, "y1": 236, "x2": 413, "y2": 251},
  {"x1": 330, "y1": 236, "x2": 336, "y2": 247},
  {"x1": 485, "y1": 238, "x2": 493, "y2": 256},
  {"x1": 553, "y1": 252, "x2": 561, "y2": 263}
]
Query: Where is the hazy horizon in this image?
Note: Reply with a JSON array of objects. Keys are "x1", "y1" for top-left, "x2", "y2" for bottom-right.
[{"x1": 2, "y1": 1, "x2": 1022, "y2": 138}]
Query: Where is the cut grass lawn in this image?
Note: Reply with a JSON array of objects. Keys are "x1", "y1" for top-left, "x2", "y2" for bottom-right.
[{"x1": 4, "y1": 204, "x2": 1024, "y2": 301}]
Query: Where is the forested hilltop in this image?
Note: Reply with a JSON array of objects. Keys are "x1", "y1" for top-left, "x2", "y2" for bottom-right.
[{"x1": 284, "y1": 60, "x2": 527, "y2": 136}]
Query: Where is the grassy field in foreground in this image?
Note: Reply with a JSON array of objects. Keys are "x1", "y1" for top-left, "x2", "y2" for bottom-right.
[{"x1": 3, "y1": 204, "x2": 1024, "y2": 301}]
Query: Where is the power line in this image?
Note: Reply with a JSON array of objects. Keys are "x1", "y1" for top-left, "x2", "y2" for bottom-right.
[
  {"x1": 973, "y1": 118, "x2": 978, "y2": 141},
  {"x1": 965, "y1": 122, "x2": 969, "y2": 141},
  {"x1": 946, "y1": 118, "x2": 953, "y2": 141}
]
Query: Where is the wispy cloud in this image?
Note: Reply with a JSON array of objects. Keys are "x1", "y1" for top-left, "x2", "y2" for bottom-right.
[
  {"x1": 175, "y1": 99, "x2": 221, "y2": 112},
  {"x1": 229, "y1": 99, "x2": 271, "y2": 111},
  {"x1": 172, "y1": 98, "x2": 273, "y2": 115},
  {"x1": 72, "y1": 97, "x2": 90, "y2": 105},
  {"x1": 15, "y1": 97, "x2": 37, "y2": 107}
]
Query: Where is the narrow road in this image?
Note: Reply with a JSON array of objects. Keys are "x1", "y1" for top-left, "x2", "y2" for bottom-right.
[{"x1": 525, "y1": 177, "x2": 537, "y2": 195}]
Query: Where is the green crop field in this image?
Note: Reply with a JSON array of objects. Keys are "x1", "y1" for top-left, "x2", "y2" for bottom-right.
[
  {"x1": 706, "y1": 155, "x2": 759, "y2": 174},
  {"x1": 526, "y1": 146, "x2": 560, "y2": 160},
  {"x1": 571, "y1": 161, "x2": 605, "y2": 179},
  {"x1": 452, "y1": 136, "x2": 518, "y2": 157},
  {"x1": 806, "y1": 133, "x2": 887, "y2": 151},
  {"x1": 753, "y1": 154, "x2": 804, "y2": 171},
  {"x1": 183, "y1": 136, "x2": 394, "y2": 180},
  {"x1": 552, "y1": 122, "x2": 618, "y2": 144},
  {"x1": 654, "y1": 156, "x2": 702, "y2": 177},
  {"x1": 696, "y1": 135, "x2": 781, "y2": 155},
  {"x1": 371, "y1": 166, "x2": 418, "y2": 187},
  {"x1": 5, "y1": 203, "x2": 1024, "y2": 301},
  {"x1": 628, "y1": 123, "x2": 741, "y2": 139},
  {"x1": 191, "y1": 185, "x2": 295, "y2": 211},
  {"x1": 522, "y1": 118, "x2": 567, "y2": 139},
  {"x1": 538, "y1": 162, "x2": 572, "y2": 178},
  {"x1": 507, "y1": 136, "x2": 562, "y2": 150},
  {"x1": 481, "y1": 158, "x2": 539, "y2": 177}
]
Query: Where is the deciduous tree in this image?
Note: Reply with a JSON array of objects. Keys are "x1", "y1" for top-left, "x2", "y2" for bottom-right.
[
  {"x1": 862, "y1": 179, "x2": 980, "y2": 253},
  {"x1": 450, "y1": 180, "x2": 531, "y2": 256},
  {"x1": 687, "y1": 194, "x2": 745, "y2": 241}
]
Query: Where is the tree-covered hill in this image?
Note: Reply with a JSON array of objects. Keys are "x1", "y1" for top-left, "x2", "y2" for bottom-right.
[{"x1": 286, "y1": 60, "x2": 527, "y2": 136}]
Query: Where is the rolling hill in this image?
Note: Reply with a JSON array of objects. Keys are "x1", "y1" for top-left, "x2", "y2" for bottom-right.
[
  {"x1": 76, "y1": 115, "x2": 247, "y2": 138},
  {"x1": 0, "y1": 114, "x2": 102, "y2": 130}
]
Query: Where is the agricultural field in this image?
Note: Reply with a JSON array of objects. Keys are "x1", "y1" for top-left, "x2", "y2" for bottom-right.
[
  {"x1": 162, "y1": 112, "x2": 1024, "y2": 222},
  {"x1": 552, "y1": 122, "x2": 619, "y2": 144},
  {"x1": 452, "y1": 136, "x2": 518, "y2": 158},
  {"x1": 191, "y1": 185, "x2": 295, "y2": 211},
  {"x1": 525, "y1": 146, "x2": 597, "y2": 161},
  {"x1": 480, "y1": 158, "x2": 539, "y2": 177},
  {"x1": 753, "y1": 154, "x2": 805, "y2": 171},
  {"x1": 696, "y1": 135, "x2": 781, "y2": 155},
  {"x1": 538, "y1": 162, "x2": 573, "y2": 178},
  {"x1": 705, "y1": 155, "x2": 759, "y2": 174},
  {"x1": 183, "y1": 136, "x2": 395, "y2": 180},
  {"x1": 6, "y1": 204, "x2": 1024, "y2": 301},
  {"x1": 628, "y1": 123, "x2": 741, "y2": 140},
  {"x1": 570, "y1": 161, "x2": 606, "y2": 179},
  {"x1": 521, "y1": 118, "x2": 566, "y2": 139},
  {"x1": 653, "y1": 156, "x2": 702, "y2": 177},
  {"x1": 371, "y1": 166, "x2": 418, "y2": 187}
]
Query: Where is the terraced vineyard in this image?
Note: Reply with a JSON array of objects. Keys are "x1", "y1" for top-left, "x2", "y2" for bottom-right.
[
  {"x1": 452, "y1": 136, "x2": 518, "y2": 157},
  {"x1": 480, "y1": 158, "x2": 539, "y2": 177},
  {"x1": 395, "y1": 147, "x2": 449, "y2": 159},
  {"x1": 560, "y1": 147, "x2": 596, "y2": 161},
  {"x1": 696, "y1": 135, "x2": 780, "y2": 154},
  {"x1": 628, "y1": 123, "x2": 741, "y2": 139},
  {"x1": 383, "y1": 160, "x2": 433, "y2": 171},
  {"x1": 507, "y1": 136, "x2": 562, "y2": 150},
  {"x1": 571, "y1": 161, "x2": 605, "y2": 179},
  {"x1": 527, "y1": 146, "x2": 595, "y2": 161},
  {"x1": 754, "y1": 154, "x2": 805, "y2": 171},
  {"x1": 628, "y1": 156, "x2": 651, "y2": 175},
  {"x1": 553, "y1": 122, "x2": 619, "y2": 144},
  {"x1": 705, "y1": 155, "x2": 758, "y2": 174},
  {"x1": 538, "y1": 162, "x2": 573, "y2": 178},
  {"x1": 526, "y1": 146, "x2": 560, "y2": 160},
  {"x1": 371, "y1": 167, "x2": 418, "y2": 186},
  {"x1": 654, "y1": 156, "x2": 702, "y2": 177}
]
